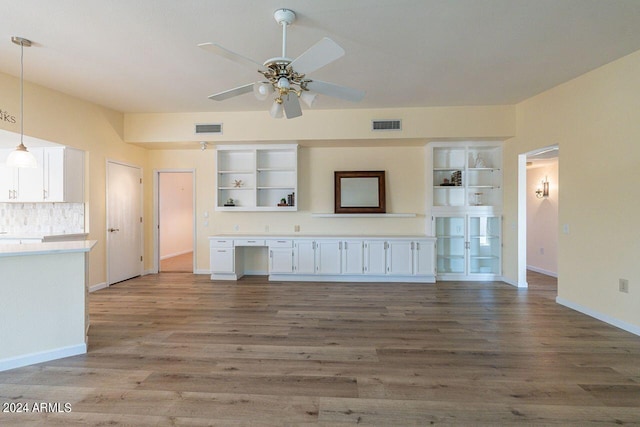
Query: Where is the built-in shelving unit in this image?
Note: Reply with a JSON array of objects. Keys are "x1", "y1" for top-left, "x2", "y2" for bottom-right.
[
  {"x1": 427, "y1": 141, "x2": 503, "y2": 281},
  {"x1": 216, "y1": 144, "x2": 298, "y2": 211}
]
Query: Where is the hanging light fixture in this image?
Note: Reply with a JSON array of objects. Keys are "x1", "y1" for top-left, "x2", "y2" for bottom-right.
[
  {"x1": 6, "y1": 37, "x2": 37, "y2": 169},
  {"x1": 535, "y1": 176, "x2": 550, "y2": 199}
]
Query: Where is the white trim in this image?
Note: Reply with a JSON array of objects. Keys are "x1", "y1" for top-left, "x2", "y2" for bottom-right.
[
  {"x1": 556, "y1": 297, "x2": 640, "y2": 337},
  {"x1": 269, "y1": 274, "x2": 436, "y2": 283},
  {"x1": 526, "y1": 265, "x2": 558, "y2": 278},
  {"x1": 517, "y1": 153, "x2": 528, "y2": 288},
  {"x1": 0, "y1": 344, "x2": 86, "y2": 372},
  {"x1": 89, "y1": 282, "x2": 108, "y2": 293},
  {"x1": 500, "y1": 276, "x2": 527, "y2": 288},
  {"x1": 194, "y1": 269, "x2": 211, "y2": 275}
]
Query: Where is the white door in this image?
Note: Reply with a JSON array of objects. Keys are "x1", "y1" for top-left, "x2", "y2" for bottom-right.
[{"x1": 107, "y1": 161, "x2": 143, "y2": 285}]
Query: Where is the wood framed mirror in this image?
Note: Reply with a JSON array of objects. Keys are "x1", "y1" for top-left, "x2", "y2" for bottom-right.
[{"x1": 334, "y1": 171, "x2": 386, "y2": 214}]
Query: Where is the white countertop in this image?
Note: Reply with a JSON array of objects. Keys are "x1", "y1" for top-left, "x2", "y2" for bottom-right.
[
  {"x1": 209, "y1": 234, "x2": 434, "y2": 239},
  {"x1": 0, "y1": 232, "x2": 88, "y2": 240},
  {"x1": 0, "y1": 240, "x2": 97, "y2": 257}
]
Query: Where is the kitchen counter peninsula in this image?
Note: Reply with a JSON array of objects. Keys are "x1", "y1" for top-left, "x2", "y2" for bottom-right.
[{"x1": 0, "y1": 240, "x2": 96, "y2": 372}]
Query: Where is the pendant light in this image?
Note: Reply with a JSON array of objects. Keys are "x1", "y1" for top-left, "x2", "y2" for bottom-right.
[{"x1": 6, "y1": 37, "x2": 37, "y2": 169}]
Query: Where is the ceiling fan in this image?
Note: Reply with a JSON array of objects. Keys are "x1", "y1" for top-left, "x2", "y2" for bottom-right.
[{"x1": 198, "y1": 8, "x2": 364, "y2": 119}]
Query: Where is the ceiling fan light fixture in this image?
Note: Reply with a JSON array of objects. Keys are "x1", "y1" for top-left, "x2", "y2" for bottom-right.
[
  {"x1": 7, "y1": 36, "x2": 38, "y2": 169},
  {"x1": 253, "y1": 81, "x2": 273, "y2": 101},
  {"x1": 270, "y1": 100, "x2": 284, "y2": 119},
  {"x1": 277, "y1": 77, "x2": 290, "y2": 89},
  {"x1": 300, "y1": 91, "x2": 318, "y2": 108}
]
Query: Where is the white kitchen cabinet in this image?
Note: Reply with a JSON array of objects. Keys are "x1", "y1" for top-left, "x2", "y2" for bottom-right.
[
  {"x1": 268, "y1": 240, "x2": 294, "y2": 274},
  {"x1": 0, "y1": 148, "x2": 43, "y2": 202},
  {"x1": 315, "y1": 240, "x2": 342, "y2": 275},
  {"x1": 414, "y1": 239, "x2": 436, "y2": 276},
  {"x1": 342, "y1": 240, "x2": 364, "y2": 275},
  {"x1": 0, "y1": 146, "x2": 83, "y2": 202},
  {"x1": 386, "y1": 240, "x2": 413, "y2": 275},
  {"x1": 364, "y1": 240, "x2": 386, "y2": 275},
  {"x1": 43, "y1": 147, "x2": 84, "y2": 202},
  {"x1": 294, "y1": 240, "x2": 315, "y2": 274},
  {"x1": 216, "y1": 144, "x2": 297, "y2": 211}
]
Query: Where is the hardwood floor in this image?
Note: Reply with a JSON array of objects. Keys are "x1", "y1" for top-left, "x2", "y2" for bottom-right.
[
  {"x1": 160, "y1": 252, "x2": 193, "y2": 273},
  {"x1": 1, "y1": 273, "x2": 639, "y2": 425}
]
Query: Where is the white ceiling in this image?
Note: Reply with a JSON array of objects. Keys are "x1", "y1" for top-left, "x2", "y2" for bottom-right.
[{"x1": 1, "y1": 0, "x2": 640, "y2": 115}]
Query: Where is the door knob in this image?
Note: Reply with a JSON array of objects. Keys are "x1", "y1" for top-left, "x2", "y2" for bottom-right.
[{"x1": 108, "y1": 228, "x2": 120, "y2": 232}]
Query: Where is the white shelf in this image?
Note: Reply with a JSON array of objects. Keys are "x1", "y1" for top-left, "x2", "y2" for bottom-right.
[
  {"x1": 311, "y1": 213, "x2": 416, "y2": 218},
  {"x1": 216, "y1": 144, "x2": 298, "y2": 211}
]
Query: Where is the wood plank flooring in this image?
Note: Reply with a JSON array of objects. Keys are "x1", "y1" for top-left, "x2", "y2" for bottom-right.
[
  {"x1": 160, "y1": 252, "x2": 193, "y2": 273},
  {"x1": 1, "y1": 272, "x2": 639, "y2": 425}
]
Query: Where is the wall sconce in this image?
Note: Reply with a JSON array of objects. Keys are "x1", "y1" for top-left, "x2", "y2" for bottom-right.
[{"x1": 535, "y1": 176, "x2": 550, "y2": 199}]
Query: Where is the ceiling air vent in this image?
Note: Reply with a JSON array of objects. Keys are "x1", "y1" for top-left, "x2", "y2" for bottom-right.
[
  {"x1": 194, "y1": 123, "x2": 223, "y2": 135},
  {"x1": 371, "y1": 119, "x2": 402, "y2": 131}
]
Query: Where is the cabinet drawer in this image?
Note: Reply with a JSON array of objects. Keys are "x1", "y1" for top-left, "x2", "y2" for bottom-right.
[
  {"x1": 210, "y1": 239, "x2": 233, "y2": 248},
  {"x1": 235, "y1": 239, "x2": 265, "y2": 246},
  {"x1": 268, "y1": 239, "x2": 293, "y2": 248}
]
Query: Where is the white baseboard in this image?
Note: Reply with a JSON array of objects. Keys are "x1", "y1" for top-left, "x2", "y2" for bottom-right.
[
  {"x1": 527, "y1": 265, "x2": 558, "y2": 278},
  {"x1": 160, "y1": 250, "x2": 193, "y2": 261},
  {"x1": 89, "y1": 282, "x2": 108, "y2": 293},
  {"x1": 0, "y1": 343, "x2": 87, "y2": 372},
  {"x1": 501, "y1": 276, "x2": 528, "y2": 288},
  {"x1": 556, "y1": 297, "x2": 640, "y2": 337}
]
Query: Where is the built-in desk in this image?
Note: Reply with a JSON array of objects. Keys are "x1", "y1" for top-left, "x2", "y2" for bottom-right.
[{"x1": 209, "y1": 235, "x2": 436, "y2": 283}]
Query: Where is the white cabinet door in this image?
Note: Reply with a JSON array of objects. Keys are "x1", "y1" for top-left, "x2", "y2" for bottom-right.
[
  {"x1": 0, "y1": 151, "x2": 18, "y2": 201},
  {"x1": 16, "y1": 148, "x2": 44, "y2": 201},
  {"x1": 315, "y1": 240, "x2": 341, "y2": 275},
  {"x1": 414, "y1": 240, "x2": 436, "y2": 276},
  {"x1": 44, "y1": 147, "x2": 84, "y2": 202},
  {"x1": 364, "y1": 241, "x2": 386, "y2": 275},
  {"x1": 386, "y1": 240, "x2": 413, "y2": 275},
  {"x1": 294, "y1": 240, "x2": 315, "y2": 274},
  {"x1": 210, "y1": 247, "x2": 234, "y2": 273},
  {"x1": 342, "y1": 240, "x2": 363, "y2": 275},
  {"x1": 270, "y1": 248, "x2": 294, "y2": 273}
]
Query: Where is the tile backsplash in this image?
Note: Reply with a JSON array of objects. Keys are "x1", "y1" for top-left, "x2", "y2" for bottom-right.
[{"x1": 0, "y1": 203, "x2": 85, "y2": 234}]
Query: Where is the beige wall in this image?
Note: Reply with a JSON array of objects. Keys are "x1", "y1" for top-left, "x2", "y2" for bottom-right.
[
  {"x1": 503, "y1": 49, "x2": 640, "y2": 329},
  {"x1": 0, "y1": 72, "x2": 148, "y2": 287},
  {"x1": 526, "y1": 160, "x2": 558, "y2": 275}
]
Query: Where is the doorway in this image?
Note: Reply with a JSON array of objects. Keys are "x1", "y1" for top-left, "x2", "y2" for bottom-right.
[
  {"x1": 106, "y1": 160, "x2": 143, "y2": 285},
  {"x1": 517, "y1": 145, "x2": 559, "y2": 288},
  {"x1": 154, "y1": 170, "x2": 195, "y2": 273}
]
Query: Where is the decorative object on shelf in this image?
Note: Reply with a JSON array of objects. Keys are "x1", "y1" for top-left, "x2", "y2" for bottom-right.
[
  {"x1": 287, "y1": 192, "x2": 295, "y2": 206},
  {"x1": 198, "y1": 9, "x2": 364, "y2": 119},
  {"x1": 278, "y1": 198, "x2": 288, "y2": 207},
  {"x1": 440, "y1": 178, "x2": 455, "y2": 186},
  {"x1": 224, "y1": 198, "x2": 235, "y2": 207},
  {"x1": 6, "y1": 36, "x2": 38, "y2": 169},
  {"x1": 473, "y1": 192, "x2": 484, "y2": 206},
  {"x1": 233, "y1": 179, "x2": 243, "y2": 188},
  {"x1": 473, "y1": 153, "x2": 487, "y2": 168},
  {"x1": 451, "y1": 170, "x2": 462, "y2": 186},
  {"x1": 535, "y1": 176, "x2": 550, "y2": 199}
]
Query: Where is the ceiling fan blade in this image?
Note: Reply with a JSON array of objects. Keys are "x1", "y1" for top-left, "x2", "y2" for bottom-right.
[
  {"x1": 208, "y1": 83, "x2": 255, "y2": 101},
  {"x1": 306, "y1": 80, "x2": 365, "y2": 102},
  {"x1": 282, "y1": 93, "x2": 303, "y2": 119},
  {"x1": 198, "y1": 42, "x2": 267, "y2": 72},
  {"x1": 289, "y1": 37, "x2": 345, "y2": 75}
]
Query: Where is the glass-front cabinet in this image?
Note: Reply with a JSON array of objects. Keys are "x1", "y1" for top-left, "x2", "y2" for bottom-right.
[{"x1": 434, "y1": 215, "x2": 501, "y2": 280}]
